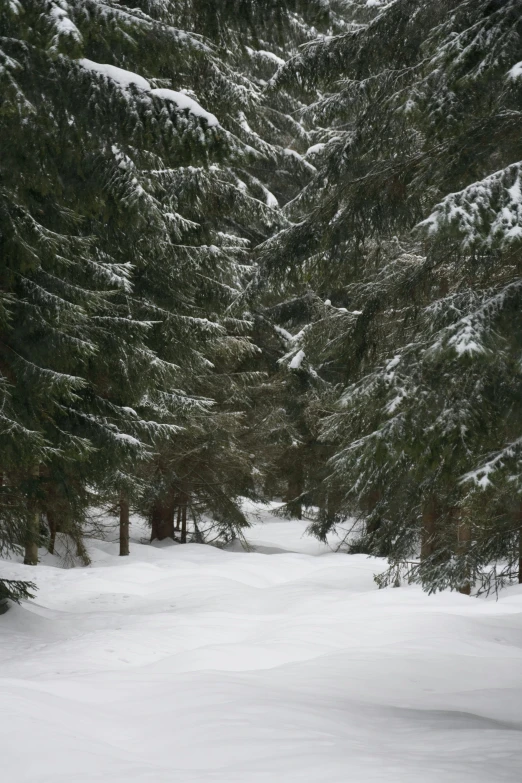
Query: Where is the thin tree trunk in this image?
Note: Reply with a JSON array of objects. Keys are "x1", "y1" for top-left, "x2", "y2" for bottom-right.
[
  {"x1": 421, "y1": 497, "x2": 437, "y2": 560},
  {"x1": 519, "y1": 529, "x2": 522, "y2": 585},
  {"x1": 40, "y1": 465, "x2": 57, "y2": 554},
  {"x1": 365, "y1": 489, "x2": 382, "y2": 536},
  {"x1": 457, "y1": 511, "x2": 471, "y2": 595},
  {"x1": 119, "y1": 490, "x2": 130, "y2": 556},
  {"x1": 47, "y1": 509, "x2": 58, "y2": 555},
  {"x1": 181, "y1": 496, "x2": 188, "y2": 544},
  {"x1": 175, "y1": 504, "x2": 181, "y2": 532},
  {"x1": 24, "y1": 465, "x2": 39, "y2": 566},
  {"x1": 285, "y1": 461, "x2": 303, "y2": 520},
  {"x1": 518, "y1": 502, "x2": 522, "y2": 584}
]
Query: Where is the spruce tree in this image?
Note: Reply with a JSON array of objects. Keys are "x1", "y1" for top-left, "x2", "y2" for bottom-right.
[
  {"x1": 0, "y1": 0, "x2": 288, "y2": 589},
  {"x1": 261, "y1": 0, "x2": 522, "y2": 593}
]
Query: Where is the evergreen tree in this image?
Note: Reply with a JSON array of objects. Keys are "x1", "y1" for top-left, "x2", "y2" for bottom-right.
[
  {"x1": 261, "y1": 0, "x2": 522, "y2": 593},
  {"x1": 0, "y1": 0, "x2": 286, "y2": 591}
]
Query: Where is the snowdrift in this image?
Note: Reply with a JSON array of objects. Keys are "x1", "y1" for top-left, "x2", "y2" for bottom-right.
[{"x1": 1, "y1": 504, "x2": 522, "y2": 782}]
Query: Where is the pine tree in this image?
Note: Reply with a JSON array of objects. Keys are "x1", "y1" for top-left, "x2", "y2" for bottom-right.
[
  {"x1": 260, "y1": 0, "x2": 522, "y2": 593},
  {"x1": 0, "y1": 0, "x2": 290, "y2": 590},
  {"x1": 241, "y1": 0, "x2": 383, "y2": 517}
]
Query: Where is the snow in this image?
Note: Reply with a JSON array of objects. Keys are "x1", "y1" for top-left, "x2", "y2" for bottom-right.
[
  {"x1": 283, "y1": 147, "x2": 317, "y2": 173},
  {"x1": 79, "y1": 61, "x2": 218, "y2": 126},
  {"x1": 1, "y1": 502, "x2": 522, "y2": 782},
  {"x1": 508, "y1": 61, "x2": 522, "y2": 79},
  {"x1": 447, "y1": 319, "x2": 485, "y2": 356},
  {"x1": 50, "y1": 2, "x2": 82, "y2": 43},
  {"x1": 418, "y1": 162, "x2": 522, "y2": 249},
  {"x1": 385, "y1": 354, "x2": 401, "y2": 372},
  {"x1": 113, "y1": 432, "x2": 142, "y2": 446},
  {"x1": 260, "y1": 184, "x2": 279, "y2": 209},
  {"x1": 246, "y1": 47, "x2": 286, "y2": 67},
  {"x1": 150, "y1": 89, "x2": 218, "y2": 127},
  {"x1": 79, "y1": 59, "x2": 151, "y2": 91},
  {"x1": 508, "y1": 177, "x2": 521, "y2": 205},
  {"x1": 462, "y1": 437, "x2": 522, "y2": 489},
  {"x1": 274, "y1": 324, "x2": 294, "y2": 343},
  {"x1": 257, "y1": 50, "x2": 285, "y2": 66},
  {"x1": 306, "y1": 143, "x2": 326, "y2": 157},
  {"x1": 289, "y1": 349, "x2": 305, "y2": 369}
]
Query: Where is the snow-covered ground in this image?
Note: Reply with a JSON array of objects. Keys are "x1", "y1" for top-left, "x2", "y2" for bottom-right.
[{"x1": 1, "y1": 503, "x2": 522, "y2": 782}]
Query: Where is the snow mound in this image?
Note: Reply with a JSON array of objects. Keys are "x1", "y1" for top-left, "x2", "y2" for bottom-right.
[{"x1": 1, "y1": 503, "x2": 522, "y2": 782}]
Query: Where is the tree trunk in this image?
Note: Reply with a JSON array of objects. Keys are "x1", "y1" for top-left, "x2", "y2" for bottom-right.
[
  {"x1": 175, "y1": 504, "x2": 181, "y2": 532},
  {"x1": 24, "y1": 486, "x2": 40, "y2": 565},
  {"x1": 519, "y1": 529, "x2": 522, "y2": 585},
  {"x1": 24, "y1": 465, "x2": 40, "y2": 566},
  {"x1": 74, "y1": 534, "x2": 90, "y2": 566},
  {"x1": 150, "y1": 492, "x2": 175, "y2": 541},
  {"x1": 518, "y1": 502, "x2": 522, "y2": 584},
  {"x1": 180, "y1": 496, "x2": 188, "y2": 544},
  {"x1": 365, "y1": 489, "x2": 382, "y2": 536},
  {"x1": 40, "y1": 465, "x2": 58, "y2": 554},
  {"x1": 457, "y1": 511, "x2": 472, "y2": 595},
  {"x1": 47, "y1": 509, "x2": 58, "y2": 555},
  {"x1": 421, "y1": 497, "x2": 437, "y2": 560},
  {"x1": 285, "y1": 460, "x2": 303, "y2": 520},
  {"x1": 119, "y1": 491, "x2": 130, "y2": 556}
]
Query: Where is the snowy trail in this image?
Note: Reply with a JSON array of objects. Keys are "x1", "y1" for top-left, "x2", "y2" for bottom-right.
[{"x1": 1, "y1": 504, "x2": 522, "y2": 782}]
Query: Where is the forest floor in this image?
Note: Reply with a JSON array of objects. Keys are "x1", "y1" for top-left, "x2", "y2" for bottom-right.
[{"x1": 1, "y1": 501, "x2": 522, "y2": 782}]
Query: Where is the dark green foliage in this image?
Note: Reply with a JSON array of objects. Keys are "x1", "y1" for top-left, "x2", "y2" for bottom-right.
[
  {"x1": 261, "y1": 0, "x2": 522, "y2": 593},
  {"x1": 2, "y1": 0, "x2": 520, "y2": 600},
  {"x1": 0, "y1": 0, "x2": 288, "y2": 589},
  {"x1": 1, "y1": 0, "x2": 349, "y2": 591}
]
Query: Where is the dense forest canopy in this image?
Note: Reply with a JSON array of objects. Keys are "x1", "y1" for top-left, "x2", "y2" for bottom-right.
[{"x1": 1, "y1": 0, "x2": 521, "y2": 601}]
